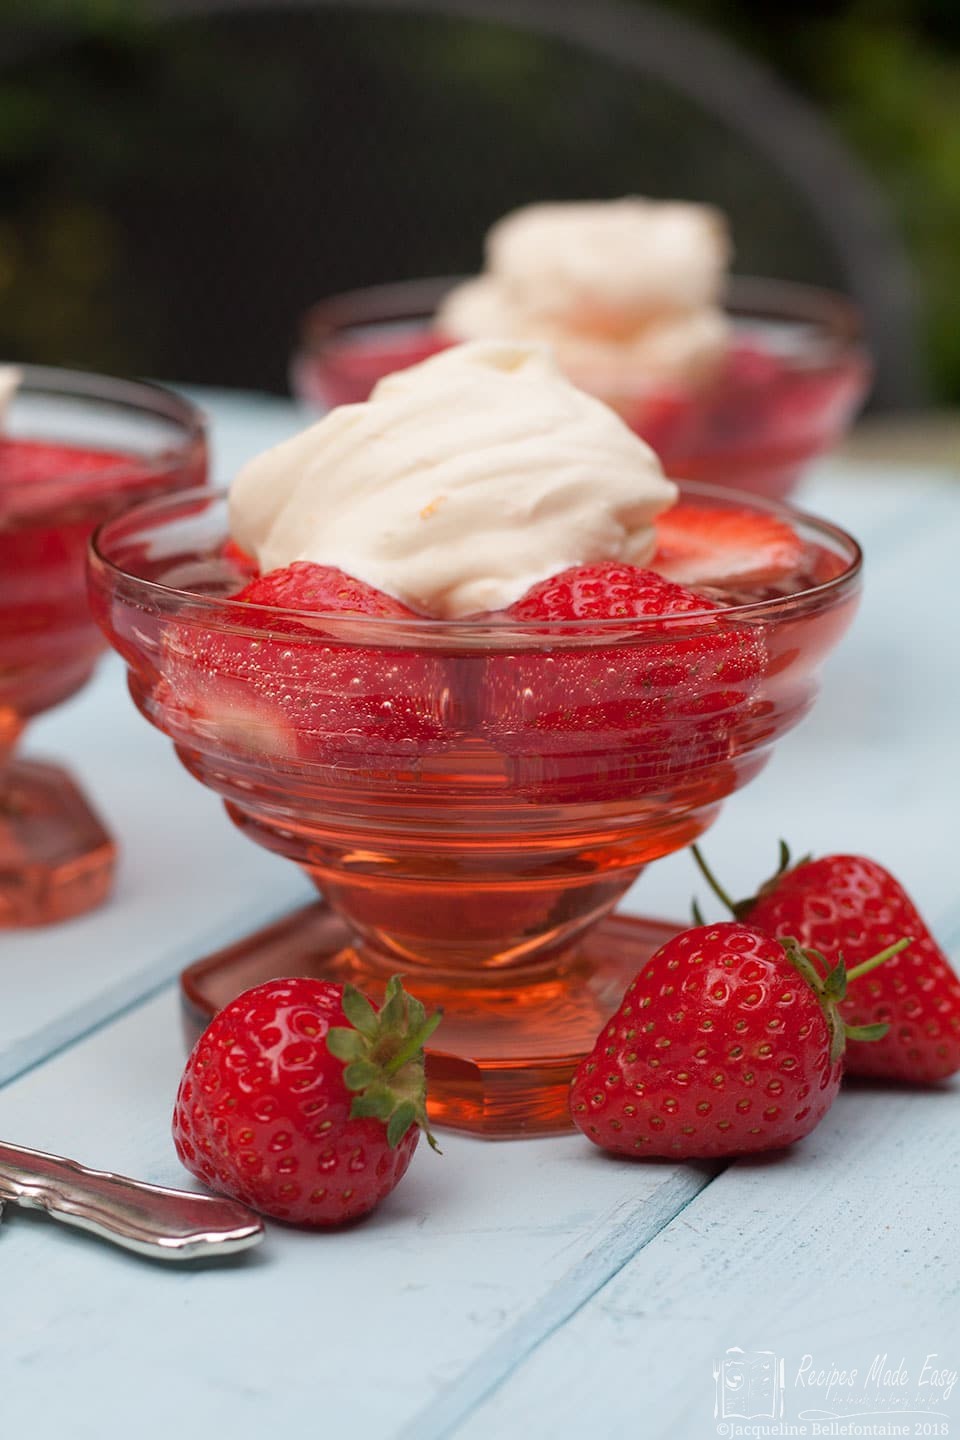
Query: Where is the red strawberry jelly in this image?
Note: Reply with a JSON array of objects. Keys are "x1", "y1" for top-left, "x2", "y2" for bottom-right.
[{"x1": 0, "y1": 440, "x2": 179, "y2": 720}]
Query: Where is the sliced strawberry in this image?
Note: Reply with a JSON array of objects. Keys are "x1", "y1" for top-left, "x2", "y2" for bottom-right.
[
  {"x1": 480, "y1": 563, "x2": 766, "y2": 803},
  {"x1": 652, "y1": 502, "x2": 803, "y2": 588},
  {"x1": 507, "y1": 563, "x2": 716, "y2": 623},
  {"x1": 161, "y1": 562, "x2": 450, "y2": 766},
  {"x1": 234, "y1": 563, "x2": 408, "y2": 628},
  {"x1": 220, "y1": 538, "x2": 259, "y2": 579},
  {"x1": 238, "y1": 562, "x2": 415, "y2": 620}
]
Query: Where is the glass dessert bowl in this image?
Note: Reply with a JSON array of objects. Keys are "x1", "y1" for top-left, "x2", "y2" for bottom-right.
[
  {"x1": 89, "y1": 481, "x2": 861, "y2": 1137},
  {"x1": 0, "y1": 365, "x2": 207, "y2": 926},
  {"x1": 293, "y1": 276, "x2": 868, "y2": 503}
]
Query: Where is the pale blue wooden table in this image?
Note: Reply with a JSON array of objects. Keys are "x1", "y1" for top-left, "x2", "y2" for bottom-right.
[{"x1": 2, "y1": 391, "x2": 958, "y2": 1440}]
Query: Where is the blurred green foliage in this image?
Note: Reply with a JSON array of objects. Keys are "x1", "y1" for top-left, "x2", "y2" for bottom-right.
[
  {"x1": 1, "y1": 0, "x2": 959, "y2": 402},
  {"x1": 824, "y1": 17, "x2": 960, "y2": 406},
  {"x1": 674, "y1": 0, "x2": 960, "y2": 400}
]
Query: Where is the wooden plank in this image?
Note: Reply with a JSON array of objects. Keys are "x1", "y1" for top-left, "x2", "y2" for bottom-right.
[
  {"x1": 0, "y1": 989, "x2": 712, "y2": 1440},
  {"x1": 448, "y1": 1065, "x2": 960, "y2": 1440}
]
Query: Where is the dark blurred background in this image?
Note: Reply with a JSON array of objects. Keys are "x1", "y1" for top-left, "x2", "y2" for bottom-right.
[{"x1": 0, "y1": 0, "x2": 957, "y2": 407}]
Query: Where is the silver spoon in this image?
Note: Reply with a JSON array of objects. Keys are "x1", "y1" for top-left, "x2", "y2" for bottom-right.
[{"x1": 0, "y1": 1140, "x2": 264, "y2": 1261}]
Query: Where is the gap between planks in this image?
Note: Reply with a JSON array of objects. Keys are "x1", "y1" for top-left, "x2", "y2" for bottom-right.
[
  {"x1": 0, "y1": 895, "x2": 301, "y2": 1092},
  {"x1": 394, "y1": 1162, "x2": 724, "y2": 1440}
]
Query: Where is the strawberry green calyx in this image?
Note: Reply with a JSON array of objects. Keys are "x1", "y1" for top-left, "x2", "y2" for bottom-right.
[
  {"x1": 326, "y1": 976, "x2": 442, "y2": 1152},
  {"x1": 779, "y1": 936, "x2": 910, "y2": 1063}
]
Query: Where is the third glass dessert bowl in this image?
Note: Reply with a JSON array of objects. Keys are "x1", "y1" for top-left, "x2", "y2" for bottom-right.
[
  {"x1": 0, "y1": 364, "x2": 207, "y2": 925},
  {"x1": 293, "y1": 197, "x2": 869, "y2": 501},
  {"x1": 89, "y1": 480, "x2": 860, "y2": 1137},
  {"x1": 294, "y1": 276, "x2": 867, "y2": 502}
]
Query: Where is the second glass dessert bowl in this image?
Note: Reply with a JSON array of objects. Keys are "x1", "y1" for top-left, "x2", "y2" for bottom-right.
[
  {"x1": 90, "y1": 484, "x2": 861, "y2": 1137},
  {"x1": 1, "y1": 365, "x2": 207, "y2": 926},
  {"x1": 292, "y1": 277, "x2": 869, "y2": 502}
]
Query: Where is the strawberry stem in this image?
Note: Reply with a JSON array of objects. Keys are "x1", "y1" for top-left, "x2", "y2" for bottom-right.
[
  {"x1": 690, "y1": 840, "x2": 804, "y2": 920},
  {"x1": 690, "y1": 843, "x2": 741, "y2": 918},
  {"x1": 845, "y1": 937, "x2": 912, "y2": 985},
  {"x1": 779, "y1": 935, "x2": 898, "y2": 1063},
  {"x1": 383, "y1": 1008, "x2": 443, "y2": 1076}
]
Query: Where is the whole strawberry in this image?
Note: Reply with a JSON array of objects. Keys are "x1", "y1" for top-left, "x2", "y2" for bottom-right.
[
  {"x1": 692, "y1": 844, "x2": 960, "y2": 1084},
  {"x1": 570, "y1": 921, "x2": 903, "y2": 1158},
  {"x1": 173, "y1": 974, "x2": 440, "y2": 1226}
]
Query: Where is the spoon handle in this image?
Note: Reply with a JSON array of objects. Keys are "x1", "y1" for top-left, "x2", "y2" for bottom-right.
[{"x1": 0, "y1": 1140, "x2": 264, "y2": 1261}]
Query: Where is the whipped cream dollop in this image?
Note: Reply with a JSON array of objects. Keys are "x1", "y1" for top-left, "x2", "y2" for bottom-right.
[
  {"x1": 437, "y1": 198, "x2": 731, "y2": 388},
  {"x1": 230, "y1": 341, "x2": 677, "y2": 619},
  {"x1": 0, "y1": 365, "x2": 21, "y2": 427}
]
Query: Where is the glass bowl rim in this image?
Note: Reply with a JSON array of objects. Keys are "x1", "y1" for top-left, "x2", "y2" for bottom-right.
[
  {"x1": 297, "y1": 274, "x2": 867, "y2": 365},
  {"x1": 90, "y1": 479, "x2": 862, "y2": 640},
  {"x1": 3, "y1": 362, "x2": 207, "y2": 510}
]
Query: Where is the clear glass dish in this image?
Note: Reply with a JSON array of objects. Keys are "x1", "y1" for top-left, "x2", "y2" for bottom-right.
[{"x1": 90, "y1": 481, "x2": 861, "y2": 1134}]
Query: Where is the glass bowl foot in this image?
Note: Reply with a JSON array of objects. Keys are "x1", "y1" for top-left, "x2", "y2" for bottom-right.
[
  {"x1": 180, "y1": 901, "x2": 682, "y2": 1137},
  {"x1": 0, "y1": 759, "x2": 115, "y2": 926}
]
